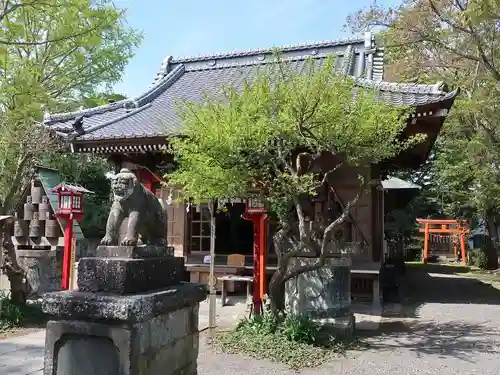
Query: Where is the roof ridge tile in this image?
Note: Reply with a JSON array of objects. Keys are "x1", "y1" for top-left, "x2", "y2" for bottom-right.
[
  {"x1": 44, "y1": 64, "x2": 186, "y2": 124},
  {"x1": 181, "y1": 52, "x2": 339, "y2": 72},
  {"x1": 169, "y1": 37, "x2": 365, "y2": 64}
]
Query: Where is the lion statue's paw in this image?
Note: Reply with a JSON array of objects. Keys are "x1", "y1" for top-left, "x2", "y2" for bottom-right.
[
  {"x1": 121, "y1": 237, "x2": 138, "y2": 246},
  {"x1": 100, "y1": 236, "x2": 116, "y2": 246}
]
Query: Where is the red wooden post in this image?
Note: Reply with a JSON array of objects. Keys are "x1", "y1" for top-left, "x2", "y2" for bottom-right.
[
  {"x1": 252, "y1": 214, "x2": 261, "y2": 314},
  {"x1": 259, "y1": 214, "x2": 268, "y2": 299},
  {"x1": 242, "y1": 212, "x2": 268, "y2": 314},
  {"x1": 423, "y1": 222, "x2": 429, "y2": 263},
  {"x1": 459, "y1": 233, "x2": 467, "y2": 265},
  {"x1": 61, "y1": 217, "x2": 73, "y2": 290}
]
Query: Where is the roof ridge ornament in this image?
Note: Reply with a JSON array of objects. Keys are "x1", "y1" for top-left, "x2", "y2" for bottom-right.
[
  {"x1": 364, "y1": 32, "x2": 373, "y2": 49},
  {"x1": 43, "y1": 106, "x2": 51, "y2": 122},
  {"x1": 433, "y1": 81, "x2": 449, "y2": 93},
  {"x1": 149, "y1": 56, "x2": 173, "y2": 88},
  {"x1": 43, "y1": 98, "x2": 131, "y2": 124}
]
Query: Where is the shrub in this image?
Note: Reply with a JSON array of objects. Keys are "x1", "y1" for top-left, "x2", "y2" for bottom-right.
[
  {"x1": 278, "y1": 313, "x2": 321, "y2": 344},
  {"x1": 0, "y1": 292, "x2": 47, "y2": 332},
  {"x1": 475, "y1": 238, "x2": 499, "y2": 270},
  {"x1": 213, "y1": 310, "x2": 354, "y2": 369},
  {"x1": 0, "y1": 292, "x2": 24, "y2": 331}
]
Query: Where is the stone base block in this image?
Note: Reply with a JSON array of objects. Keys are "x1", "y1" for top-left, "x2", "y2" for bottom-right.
[
  {"x1": 96, "y1": 245, "x2": 174, "y2": 259},
  {"x1": 313, "y1": 313, "x2": 356, "y2": 339},
  {"x1": 42, "y1": 283, "x2": 207, "y2": 375},
  {"x1": 77, "y1": 256, "x2": 184, "y2": 294}
]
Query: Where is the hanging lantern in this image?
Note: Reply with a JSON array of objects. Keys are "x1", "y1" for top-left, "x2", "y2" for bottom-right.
[
  {"x1": 51, "y1": 183, "x2": 93, "y2": 221},
  {"x1": 245, "y1": 197, "x2": 266, "y2": 214}
]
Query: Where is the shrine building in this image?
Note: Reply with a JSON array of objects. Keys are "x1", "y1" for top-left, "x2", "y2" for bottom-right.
[{"x1": 42, "y1": 33, "x2": 458, "y2": 305}]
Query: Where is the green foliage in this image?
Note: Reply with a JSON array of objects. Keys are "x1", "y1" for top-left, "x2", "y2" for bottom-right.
[
  {"x1": 0, "y1": 292, "x2": 46, "y2": 331},
  {"x1": 346, "y1": 0, "x2": 500, "y2": 244},
  {"x1": 169, "y1": 55, "x2": 415, "y2": 221},
  {"x1": 236, "y1": 311, "x2": 279, "y2": 335},
  {"x1": 42, "y1": 153, "x2": 111, "y2": 238},
  {"x1": 0, "y1": 0, "x2": 141, "y2": 214},
  {"x1": 475, "y1": 249, "x2": 489, "y2": 270},
  {"x1": 214, "y1": 312, "x2": 351, "y2": 369},
  {"x1": 475, "y1": 238, "x2": 499, "y2": 270},
  {"x1": 279, "y1": 313, "x2": 322, "y2": 344},
  {"x1": 81, "y1": 93, "x2": 128, "y2": 108},
  {"x1": 0, "y1": 292, "x2": 23, "y2": 330}
]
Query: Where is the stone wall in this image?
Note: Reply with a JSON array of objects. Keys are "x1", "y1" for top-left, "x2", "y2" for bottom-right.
[{"x1": 137, "y1": 305, "x2": 199, "y2": 375}]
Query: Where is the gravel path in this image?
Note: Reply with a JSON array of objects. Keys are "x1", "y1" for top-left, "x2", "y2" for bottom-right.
[{"x1": 199, "y1": 267, "x2": 500, "y2": 375}]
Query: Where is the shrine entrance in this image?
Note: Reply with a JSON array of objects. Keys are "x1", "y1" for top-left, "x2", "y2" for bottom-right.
[{"x1": 416, "y1": 218, "x2": 470, "y2": 264}]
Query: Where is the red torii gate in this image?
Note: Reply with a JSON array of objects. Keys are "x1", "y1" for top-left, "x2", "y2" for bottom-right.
[{"x1": 416, "y1": 218, "x2": 470, "y2": 265}]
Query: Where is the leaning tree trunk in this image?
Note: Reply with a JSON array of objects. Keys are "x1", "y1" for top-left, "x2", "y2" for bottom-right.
[
  {"x1": 268, "y1": 227, "x2": 294, "y2": 316},
  {"x1": 268, "y1": 267, "x2": 286, "y2": 315}
]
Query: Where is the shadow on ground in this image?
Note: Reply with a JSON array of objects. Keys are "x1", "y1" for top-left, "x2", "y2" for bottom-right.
[
  {"x1": 354, "y1": 320, "x2": 500, "y2": 362},
  {"x1": 396, "y1": 263, "x2": 500, "y2": 317},
  {"x1": 346, "y1": 262, "x2": 500, "y2": 361}
]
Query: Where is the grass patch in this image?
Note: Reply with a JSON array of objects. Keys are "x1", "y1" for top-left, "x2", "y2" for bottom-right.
[
  {"x1": 211, "y1": 313, "x2": 358, "y2": 370},
  {"x1": 461, "y1": 269, "x2": 500, "y2": 283},
  {"x1": 0, "y1": 293, "x2": 47, "y2": 333}
]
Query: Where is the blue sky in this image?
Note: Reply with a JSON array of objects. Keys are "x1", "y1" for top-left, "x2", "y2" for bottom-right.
[{"x1": 113, "y1": 0, "x2": 400, "y2": 97}]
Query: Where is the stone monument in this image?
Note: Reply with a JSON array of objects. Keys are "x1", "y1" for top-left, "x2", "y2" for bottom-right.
[
  {"x1": 42, "y1": 169, "x2": 207, "y2": 375},
  {"x1": 285, "y1": 253, "x2": 354, "y2": 337}
]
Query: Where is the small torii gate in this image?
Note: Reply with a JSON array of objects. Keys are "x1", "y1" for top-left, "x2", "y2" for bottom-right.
[{"x1": 416, "y1": 218, "x2": 470, "y2": 265}]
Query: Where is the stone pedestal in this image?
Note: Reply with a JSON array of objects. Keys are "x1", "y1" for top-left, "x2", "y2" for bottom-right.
[
  {"x1": 42, "y1": 245, "x2": 208, "y2": 375},
  {"x1": 16, "y1": 249, "x2": 62, "y2": 298},
  {"x1": 285, "y1": 255, "x2": 355, "y2": 337}
]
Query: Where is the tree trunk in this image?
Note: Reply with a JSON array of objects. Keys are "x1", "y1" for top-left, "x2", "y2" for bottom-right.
[
  {"x1": 268, "y1": 268, "x2": 286, "y2": 315},
  {"x1": 482, "y1": 216, "x2": 499, "y2": 270},
  {"x1": 1, "y1": 235, "x2": 26, "y2": 304}
]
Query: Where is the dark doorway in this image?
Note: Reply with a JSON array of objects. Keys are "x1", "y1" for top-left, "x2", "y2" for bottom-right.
[{"x1": 215, "y1": 203, "x2": 254, "y2": 254}]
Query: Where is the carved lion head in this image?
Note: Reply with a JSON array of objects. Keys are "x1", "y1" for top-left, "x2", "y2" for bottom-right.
[{"x1": 111, "y1": 168, "x2": 138, "y2": 201}]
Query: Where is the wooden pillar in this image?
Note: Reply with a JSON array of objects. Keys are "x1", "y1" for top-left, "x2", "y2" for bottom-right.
[
  {"x1": 423, "y1": 222, "x2": 429, "y2": 263},
  {"x1": 208, "y1": 201, "x2": 216, "y2": 330},
  {"x1": 371, "y1": 185, "x2": 383, "y2": 262},
  {"x1": 459, "y1": 233, "x2": 467, "y2": 265},
  {"x1": 259, "y1": 214, "x2": 268, "y2": 299},
  {"x1": 243, "y1": 212, "x2": 268, "y2": 314}
]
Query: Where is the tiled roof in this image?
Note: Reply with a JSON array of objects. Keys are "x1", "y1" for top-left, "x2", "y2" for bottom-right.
[
  {"x1": 382, "y1": 176, "x2": 421, "y2": 190},
  {"x1": 356, "y1": 79, "x2": 458, "y2": 107},
  {"x1": 43, "y1": 34, "x2": 457, "y2": 143}
]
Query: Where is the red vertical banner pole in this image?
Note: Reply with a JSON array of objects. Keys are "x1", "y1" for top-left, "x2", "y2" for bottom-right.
[
  {"x1": 62, "y1": 217, "x2": 73, "y2": 290},
  {"x1": 259, "y1": 214, "x2": 268, "y2": 301}
]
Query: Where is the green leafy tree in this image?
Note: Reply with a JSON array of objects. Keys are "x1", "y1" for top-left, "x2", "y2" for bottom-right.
[
  {"x1": 169, "y1": 56, "x2": 419, "y2": 314},
  {"x1": 81, "y1": 92, "x2": 127, "y2": 108},
  {"x1": 346, "y1": 0, "x2": 500, "y2": 248},
  {"x1": 0, "y1": 0, "x2": 141, "y2": 214},
  {"x1": 42, "y1": 153, "x2": 111, "y2": 239},
  {"x1": 0, "y1": 0, "x2": 141, "y2": 303}
]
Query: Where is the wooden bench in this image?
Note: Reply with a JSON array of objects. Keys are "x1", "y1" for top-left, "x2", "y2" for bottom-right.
[
  {"x1": 217, "y1": 254, "x2": 253, "y2": 307},
  {"x1": 218, "y1": 275, "x2": 254, "y2": 307}
]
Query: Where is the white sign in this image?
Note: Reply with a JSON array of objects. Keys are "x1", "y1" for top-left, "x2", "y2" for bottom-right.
[{"x1": 203, "y1": 255, "x2": 211, "y2": 264}]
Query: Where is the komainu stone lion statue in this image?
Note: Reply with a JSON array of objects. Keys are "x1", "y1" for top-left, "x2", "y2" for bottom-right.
[{"x1": 100, "y1": 168, "x2": 167, "y2": 246}]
